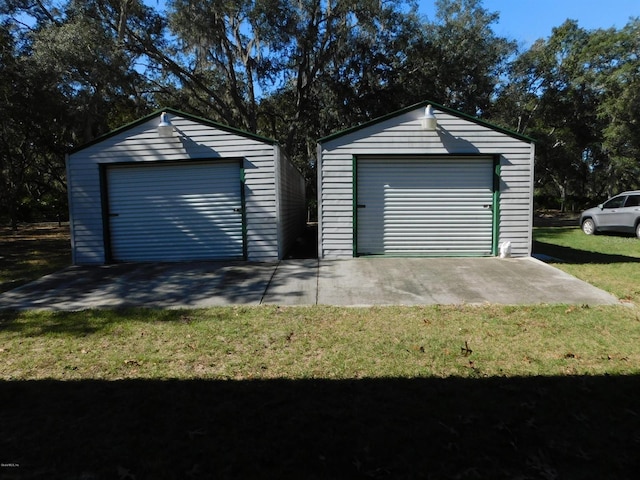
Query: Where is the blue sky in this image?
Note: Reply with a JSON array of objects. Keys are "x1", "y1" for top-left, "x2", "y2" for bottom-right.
[
  {"x1": 418, "y1": 0, "x2": 640, "y2": 47},
  {"x1": 146, "y1": 0, "x2": 639, "y2": 49}
]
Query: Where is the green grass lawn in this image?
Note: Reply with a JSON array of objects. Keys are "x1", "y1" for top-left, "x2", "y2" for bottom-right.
[
  {"x1": 1, "y1": 305, "x2": 639, "y2": 381},
  {"x1": 533, "y1": 226, "x2": 640, "y2": 304},
  {"x1": 1, "y1": 224, "x2": 639, "y2": 479}
]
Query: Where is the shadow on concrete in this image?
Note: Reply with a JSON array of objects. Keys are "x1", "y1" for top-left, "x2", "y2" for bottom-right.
[
  {"x1": 0, "y1": 223, "x2": 321, "y2": 311},
  {"x1": 1, "y1": 375, "x2": 638, "y2": 479},
  {"x1": 0, "y1": 259, "x2": 321, "y2": 310}
]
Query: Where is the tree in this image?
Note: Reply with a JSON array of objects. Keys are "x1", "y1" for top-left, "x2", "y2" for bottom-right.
[
  {"x1": 494, "y1": 21, "x2": 602, "y2": 210},
  {"x1": 591, "y1": 20, "x2": 640, "y2": 195},
  {"x1": 397, "y1": 0, "x2": 517, "y2": 116},
  {"x1": 494, "y1": 18, "x2": 640, "y2": 210},
  {"x1": 161, "y1": 0, "x2": 264, "y2": 131},
  {"x1": 0, "y1": 22, "x2": 68, "y2": 227},
  {"x1": 0, "y1": 0, "x2": 161, "y2": 225},
  {"x1": 13, "y1": 0, "x2": 639, "y2": 223}
]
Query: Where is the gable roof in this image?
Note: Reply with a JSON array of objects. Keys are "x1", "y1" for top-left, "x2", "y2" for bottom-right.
[
  {"x1": 318, "y1": 100, "x2": 535, "y2": 144},
  {"x1": 68, "y1": 107, "x2": 277, "y2": 154}
]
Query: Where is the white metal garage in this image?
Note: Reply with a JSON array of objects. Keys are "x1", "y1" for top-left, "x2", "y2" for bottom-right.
[
  {"x1": 66, "y1": 109, "x2": 306, "y2": 265},
  {"x1": 106, "y1": 161, "x2": 244, "y2": 262},
  {"x1": 356, "y1": 156, "x2": 496, "y2": 256},
  {"x1": 317, "y1": 101, "x2": 535, "y2": 259}
]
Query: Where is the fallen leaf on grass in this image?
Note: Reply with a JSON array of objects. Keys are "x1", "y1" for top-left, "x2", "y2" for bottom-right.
[{"x1": 411, "y1": 345, "x2": 425, "y2": 353}]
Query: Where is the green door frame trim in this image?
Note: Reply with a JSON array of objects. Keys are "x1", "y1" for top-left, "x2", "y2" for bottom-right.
[
  {"x1": 492, "y1": 156, "x2": 501, "y2": 256},
  {"x1": 239, "y1": 160, "x2": 248, "y2": 260},
  {"x1": 353, "y1": 154, "x2": 501, "y2": 258}
]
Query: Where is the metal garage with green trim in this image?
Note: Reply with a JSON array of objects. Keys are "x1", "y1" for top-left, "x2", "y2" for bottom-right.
[
  {"x1": 67, "y1": 109, "x2": 306, "y2": 264},
  {"x1": 317, "y1": 101, "x2": 535, "y2": 258}
]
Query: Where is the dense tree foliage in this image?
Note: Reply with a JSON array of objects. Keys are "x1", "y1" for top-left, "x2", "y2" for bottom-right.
[
  {"x1": 493, "y1": 19, "x2": 640, "y2": 210},
  {"x1": 1, "y1": 0, "x2": 639, "y2": 225},
  {"x1": 0, "y1": 0, "x2": 163, "y2": 226}
]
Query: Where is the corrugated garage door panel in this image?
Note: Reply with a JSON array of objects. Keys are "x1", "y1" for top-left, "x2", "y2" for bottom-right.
[
  {"x1": 107, "y1": 161, "x2": 244, "y2": 262},
  {"x1": 357, "y1": 157, "x2": 494, "y2": 256}
]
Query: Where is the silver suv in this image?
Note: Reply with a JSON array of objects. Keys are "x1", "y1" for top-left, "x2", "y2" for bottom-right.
[{"x1": 580, "y1": 191, "x2": 640, "y2": 238}]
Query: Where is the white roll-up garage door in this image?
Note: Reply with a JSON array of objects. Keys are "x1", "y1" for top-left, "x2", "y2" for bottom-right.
[
  {"x1": 356, "y1": 157, "x2": 495, "y2": 256},
  {"x1": 106, "y1": 161, "x2": 244, "y2": 262}
]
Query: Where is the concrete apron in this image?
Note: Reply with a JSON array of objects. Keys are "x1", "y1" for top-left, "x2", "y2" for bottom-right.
[
  {"x1": 0, "y1": 257, "x2": 620, "y2": 311},
  {"x1": 308, "y1": 257, "x2": 620, "y2": 306}
]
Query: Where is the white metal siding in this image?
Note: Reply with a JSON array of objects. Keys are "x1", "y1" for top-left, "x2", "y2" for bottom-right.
[
  {"x1": 107, "y1": 161, "x2": 243, "y2": 262},
  {"x1": 318, "y1": 106, "x2": 534, "y2": 258},
  {"x1": 357, "y1": 157, "x2": 494, "y2": 255}
]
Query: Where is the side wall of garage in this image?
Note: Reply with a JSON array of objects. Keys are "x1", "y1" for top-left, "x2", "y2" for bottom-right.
[
  {"x1": 67, "y1": 112, "x2": 293, "y2": 264},
  {"x1": 317, "y1": 104, "x2": 535, "y2": 258},
  {"x1": 275, "y1": 148, "x2": 307, "y2": 258}
]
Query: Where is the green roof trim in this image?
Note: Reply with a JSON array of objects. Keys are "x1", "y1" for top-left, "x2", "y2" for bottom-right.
[
  {"x1": 318, "y1": 100, "x2": 535, "y2": 144},
  {"x1": 68, "y1": 107, "x2": 278, "y2": 154}
]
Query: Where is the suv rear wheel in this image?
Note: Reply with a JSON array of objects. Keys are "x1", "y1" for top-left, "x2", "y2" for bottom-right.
[
  {"x1": 636, "y1": 222, "x2": 640, "y2": 239},
  {"x1": 582, "y1": 218, "x2": 596, "y2": 235}
]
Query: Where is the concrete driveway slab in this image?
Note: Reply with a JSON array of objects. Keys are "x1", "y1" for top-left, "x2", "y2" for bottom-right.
[
  {"x1": 0, "y1": 261, "x2": 276, "y2": 310},
  {"x1": 0, "y1": 257, "x2": 620, "y2": 311},
  {"x1": 316, "y1": 257, "x2": 619, "y2": 306},
  {"x1": 261, "y1": 259, "x2": 318, "y2": 305}
]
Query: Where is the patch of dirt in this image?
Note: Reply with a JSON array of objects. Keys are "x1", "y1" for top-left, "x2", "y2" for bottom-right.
[
  {"x1": 534, "y1": 211, "x2": 580, "y2": 227},
  {"x1": 0, "y1": 223, "x2": 71, "y2": 293},
  {"x1": 0, "y1": 223, "x2": 70, "y2": 240}
]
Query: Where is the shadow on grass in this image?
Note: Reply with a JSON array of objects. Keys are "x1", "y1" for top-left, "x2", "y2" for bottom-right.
[
  {"x1": 1, "y1": 376, "x2": 639, "y2": 479},
  {"x1": 0, "y1": 307, "x2": 306, "y2": 337},
  {"x1": 533, "y1": 240, "x2": 640, "y2": 265},
  {"x1": 0, "y1": 308, "x2": 241, "y2": 337}
]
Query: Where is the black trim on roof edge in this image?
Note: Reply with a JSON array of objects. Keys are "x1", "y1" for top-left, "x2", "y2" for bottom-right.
[
  {"x1": 317, "y1": 100, "x2": 535, "y2": 144},
  {"x1": 68, "y1": 107, "x2": 278, "y2": 154}
]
